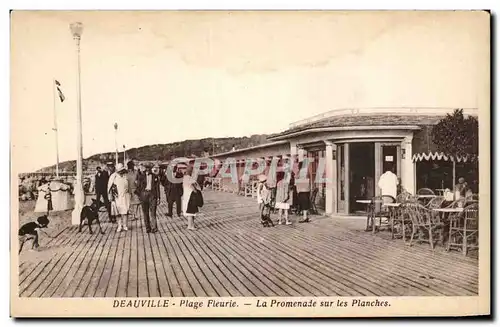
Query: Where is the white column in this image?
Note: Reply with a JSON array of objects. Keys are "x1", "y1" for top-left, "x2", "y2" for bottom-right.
[
  {"x1": 297, "y1": 145, "x2": 305, "y2": 162},
  {"x1": 401, "y1": 136, "x2": 415, "y2": 194},
  {"x1": 324, "y1": 141, "x2": 334, "y2": 215},
  {"x1": 374, "y1": 143, "x2": 381, "y2": 196},
  {"x1": 70, "y1": 22, "x2": 84, "y2": 225},
  {"x1": 344, "y1": 143, "x2": 350, "y2": 214},
  {"x1": 290, "y1": 141, "x2": 298, "y2": 157},
  {"x1": 332, "y1": 143, "x2": 337, "y2": 214}
]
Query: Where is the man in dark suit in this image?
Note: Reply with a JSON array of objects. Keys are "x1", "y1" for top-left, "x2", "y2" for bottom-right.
[
  {"x1": 137, "y1": 163, "x2": 161, "y2": 233},
  {"x1": 162, "y1": 165, "x2": 183, "y2": 218},
  {"x1": 94, "y1": 166, "x2": 113, "y2": 222}
]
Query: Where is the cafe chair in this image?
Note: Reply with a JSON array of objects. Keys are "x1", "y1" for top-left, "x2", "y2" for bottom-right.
[
  {"x1": 426, "y1": 196, "x2": 445, "y2": 209},
  {"x1": 446, "y1": 203, "x2": 479, "y2": 256},
  {"x1": 466, "y1": 193, "x2": 479, "y2": 203},
  {"x1": 417, "y1": 188, "x2": 435, "y2": 196},
  {"x1": 391, "y1": 192, "x2": 413, "y2": 241},
  {"x1": 407, "y1": 203, "x2": 444, "y2": 250},
  {"x1": 396, "y1": 191, "x2": 412, "y2": 203},
  {"x1": 370, "y1": 195, "x2": 396, "y2": 233},
  {"x1": 443, "y1": 197, "x2": 467, "y2": 209}
]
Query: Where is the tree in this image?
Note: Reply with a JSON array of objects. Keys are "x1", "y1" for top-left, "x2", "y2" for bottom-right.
[{"x1": 431, "y1": 109, "x2": 479, "y2": 159}]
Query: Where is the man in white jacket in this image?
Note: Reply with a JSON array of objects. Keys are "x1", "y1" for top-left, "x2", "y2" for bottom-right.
[{"x1": 378, "y1": 164, "x2": 399, "y2": 200}]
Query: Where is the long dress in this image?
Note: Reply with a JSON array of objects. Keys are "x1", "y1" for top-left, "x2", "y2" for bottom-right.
[
  {"x1": 295, "y1": 175, "x2": 311, "y2": 211},
  {"x1": 126, "y1": 170, "x2": 140, "y2": 205},
  {"x1": 108, "y1": 173, "x2": 130, "y2": 215},
  {"x1": 257, "y1": 182, "x2": 264, "y2": 205},
  {"x1": 182, "y1": 175, "x2": 196, "y2": 217},
  {"x1": 275, "y1": 180, "x2": 291, "y2": 210}
]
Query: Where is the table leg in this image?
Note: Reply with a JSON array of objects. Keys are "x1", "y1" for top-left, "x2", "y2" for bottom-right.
[
  {"x1": 439, "y1": 212, "x2": 445, "y2": 246},
  {"x1": 365, "y1": 204, "x2": 372, "y2": 232},
  {"x1": 462, "y1": 221, "x2": 468, "y2": 256},
  {"x1": 402, "y1": 211, "x2": 406, "y2": 243}
]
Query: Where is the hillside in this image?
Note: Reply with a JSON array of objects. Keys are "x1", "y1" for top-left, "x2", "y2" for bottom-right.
[{"x1": 36, "y1": 134, "x2": 270, "y2": 173}]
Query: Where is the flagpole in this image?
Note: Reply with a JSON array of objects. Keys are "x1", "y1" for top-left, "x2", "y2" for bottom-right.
[
  {"x1": 70, "y1": 22, "x2": 84, "y2": 226},
  {"x1": 114, "y1": 123, "x2": 118, "y2": 166},
  {"x1": 52, "y1": 78, "x2": 60, "y2": 178}
]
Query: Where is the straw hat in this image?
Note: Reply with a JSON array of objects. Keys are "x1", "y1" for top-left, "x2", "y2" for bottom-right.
[{"x1": 116, "y1": 163, "x2": 127, "y2": 173}]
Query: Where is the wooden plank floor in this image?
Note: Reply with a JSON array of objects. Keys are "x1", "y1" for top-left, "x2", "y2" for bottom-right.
[{"x1": 17, "y1": 190, "x2": 479, "y2": 297}]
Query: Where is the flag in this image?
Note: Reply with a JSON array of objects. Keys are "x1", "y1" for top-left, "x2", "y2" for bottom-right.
[{"x1": 55, "y1": 80, "x2": 65, "y2": 102}]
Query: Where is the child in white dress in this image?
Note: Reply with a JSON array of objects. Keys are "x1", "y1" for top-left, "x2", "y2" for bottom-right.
[{"x1": 275, "y1": 171, "x2": 292, "y2": 225}]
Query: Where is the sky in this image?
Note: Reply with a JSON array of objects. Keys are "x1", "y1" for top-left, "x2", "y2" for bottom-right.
[{"x1": 10, "y1": 11, "x2": 488, "y2": 173}]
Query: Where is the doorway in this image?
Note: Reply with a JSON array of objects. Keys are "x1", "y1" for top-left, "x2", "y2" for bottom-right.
[
  {"x1": 382, "y1": 145, "x2": 398, "y2": 174},
  {"x1": 349, "y1": 143, "x2": 375, "y2": 214}
]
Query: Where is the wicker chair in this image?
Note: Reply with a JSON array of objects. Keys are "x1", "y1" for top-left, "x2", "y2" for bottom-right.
[
  {"x1": 396, "y1": 191, "x2": 412, "y2": 203},
  {"x1": 417, "y1": 188, "x2": 435, "y2": 196},
  {"x1": 407, "y1": 203, "x2": 444, "y2": 250},
  {"x1": 369, "y1": 195, "x2": 396, "y2": 233},
  {"x1": 426, "y1": 196, "x2": 445, "y2": 209},
  {"x1": 443, "y1": 197, "x2": 467, "y2": 209},
  {"x1": 446, "y1": 203, "x2": 479, "y2": 256},
  {"x1": 466, "y1": 193, "x2": 479, "y2": 204},
  {"x1": 391, "y1": 192, "x2": 413, "y2": 240}
]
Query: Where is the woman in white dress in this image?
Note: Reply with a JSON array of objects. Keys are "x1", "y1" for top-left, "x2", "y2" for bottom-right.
[
  {"x1": 108, "y1": 163, "x2": 130, "y2": 232},
  {"x1": 182, "y1": 166, "x2": 201, "y2": 230},
  {"x1": 275, "y1": 171, "x2": 292, "y2": 225}
]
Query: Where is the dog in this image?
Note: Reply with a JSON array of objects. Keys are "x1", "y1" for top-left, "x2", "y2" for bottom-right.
[
  {"x1": 79, "y1": 199, "x2": 105, "y2": 234},
  {"x1": 18, "y1": 215, "x2": 50, "y2": 254}
]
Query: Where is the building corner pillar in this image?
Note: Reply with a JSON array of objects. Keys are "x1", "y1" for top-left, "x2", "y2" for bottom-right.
[
  {"x1": 402, "y1": 136, "x2": 415, "y2": 194},
  {"x1": 324, "y1": 141, "x2": 335, "y2": 215},
  {"x1": 297, "y1": 145, "x2": 305, "y2": 162},
  {"x1": 290, "y1": 141, "x2": 298, "y2": 158}
]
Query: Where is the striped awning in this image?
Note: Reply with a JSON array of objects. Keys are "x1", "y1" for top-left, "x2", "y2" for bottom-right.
[{"x1": 412, "y1": 152, "x2": 475, "y2": 163}]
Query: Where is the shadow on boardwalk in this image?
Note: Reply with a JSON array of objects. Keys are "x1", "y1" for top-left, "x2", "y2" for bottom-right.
[{"x1": 18, "y1": 190, "x2": 478, "y2": 297}]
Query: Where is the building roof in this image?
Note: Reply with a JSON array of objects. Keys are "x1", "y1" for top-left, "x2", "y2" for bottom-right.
[
  {"x1": 211, "y1": 140, "x2": 289, "y2": 158},
  {"x1": 268, "y1": 114, "x2": 444, "y2": 140}
]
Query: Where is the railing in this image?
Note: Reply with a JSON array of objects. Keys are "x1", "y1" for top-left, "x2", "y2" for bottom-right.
[
  {"x1": 19, "y1": 171, "x2": 99, "y2": 179},
  {"x1": 288, "y1": 107, "x2": 479, "y2": 129},
  {"x1": 206, "y1": 177, "x2": 223, "y2": 191},
  {"x1": 207, "y1": 177, "x2": 259, "y2": 199}
]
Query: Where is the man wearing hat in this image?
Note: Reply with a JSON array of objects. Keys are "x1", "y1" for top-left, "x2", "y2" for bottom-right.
[
  {"x1": 95, "y1": 166, "x2": 112, "y2": 222},
  {"x1": 106, "y1": 161, "x2": 116, "y2": 175},
  {"x1": 161, "y1": 164, "x2": 184, "y2": 218},
  {"x1": 137, "y1": 163, "x2": 161, "y2": 233}
]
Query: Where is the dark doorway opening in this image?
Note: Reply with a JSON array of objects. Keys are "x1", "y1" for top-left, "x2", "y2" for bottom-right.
[{"x1": 349, "y1": 143, "x2": 375, "y2": 214}]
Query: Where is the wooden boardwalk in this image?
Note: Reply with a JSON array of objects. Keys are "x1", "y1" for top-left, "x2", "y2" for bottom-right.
[{"x1": 17, "y1": 190, "x2": 478, "y2": 297}]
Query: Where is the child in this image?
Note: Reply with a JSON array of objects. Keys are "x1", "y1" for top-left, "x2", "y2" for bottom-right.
[
  {"x1": 275, "y1": 171, "x2": 292, "y2": 225},
  {"x1": 18, "y1": 215, "x2": 51, "y2": 253},
  {"x1": 257, "y1": 174, "x2": 268, "y2": 211},
  {"x1": 257, "y1": 174, "x2": 274, "y2": 226}
]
